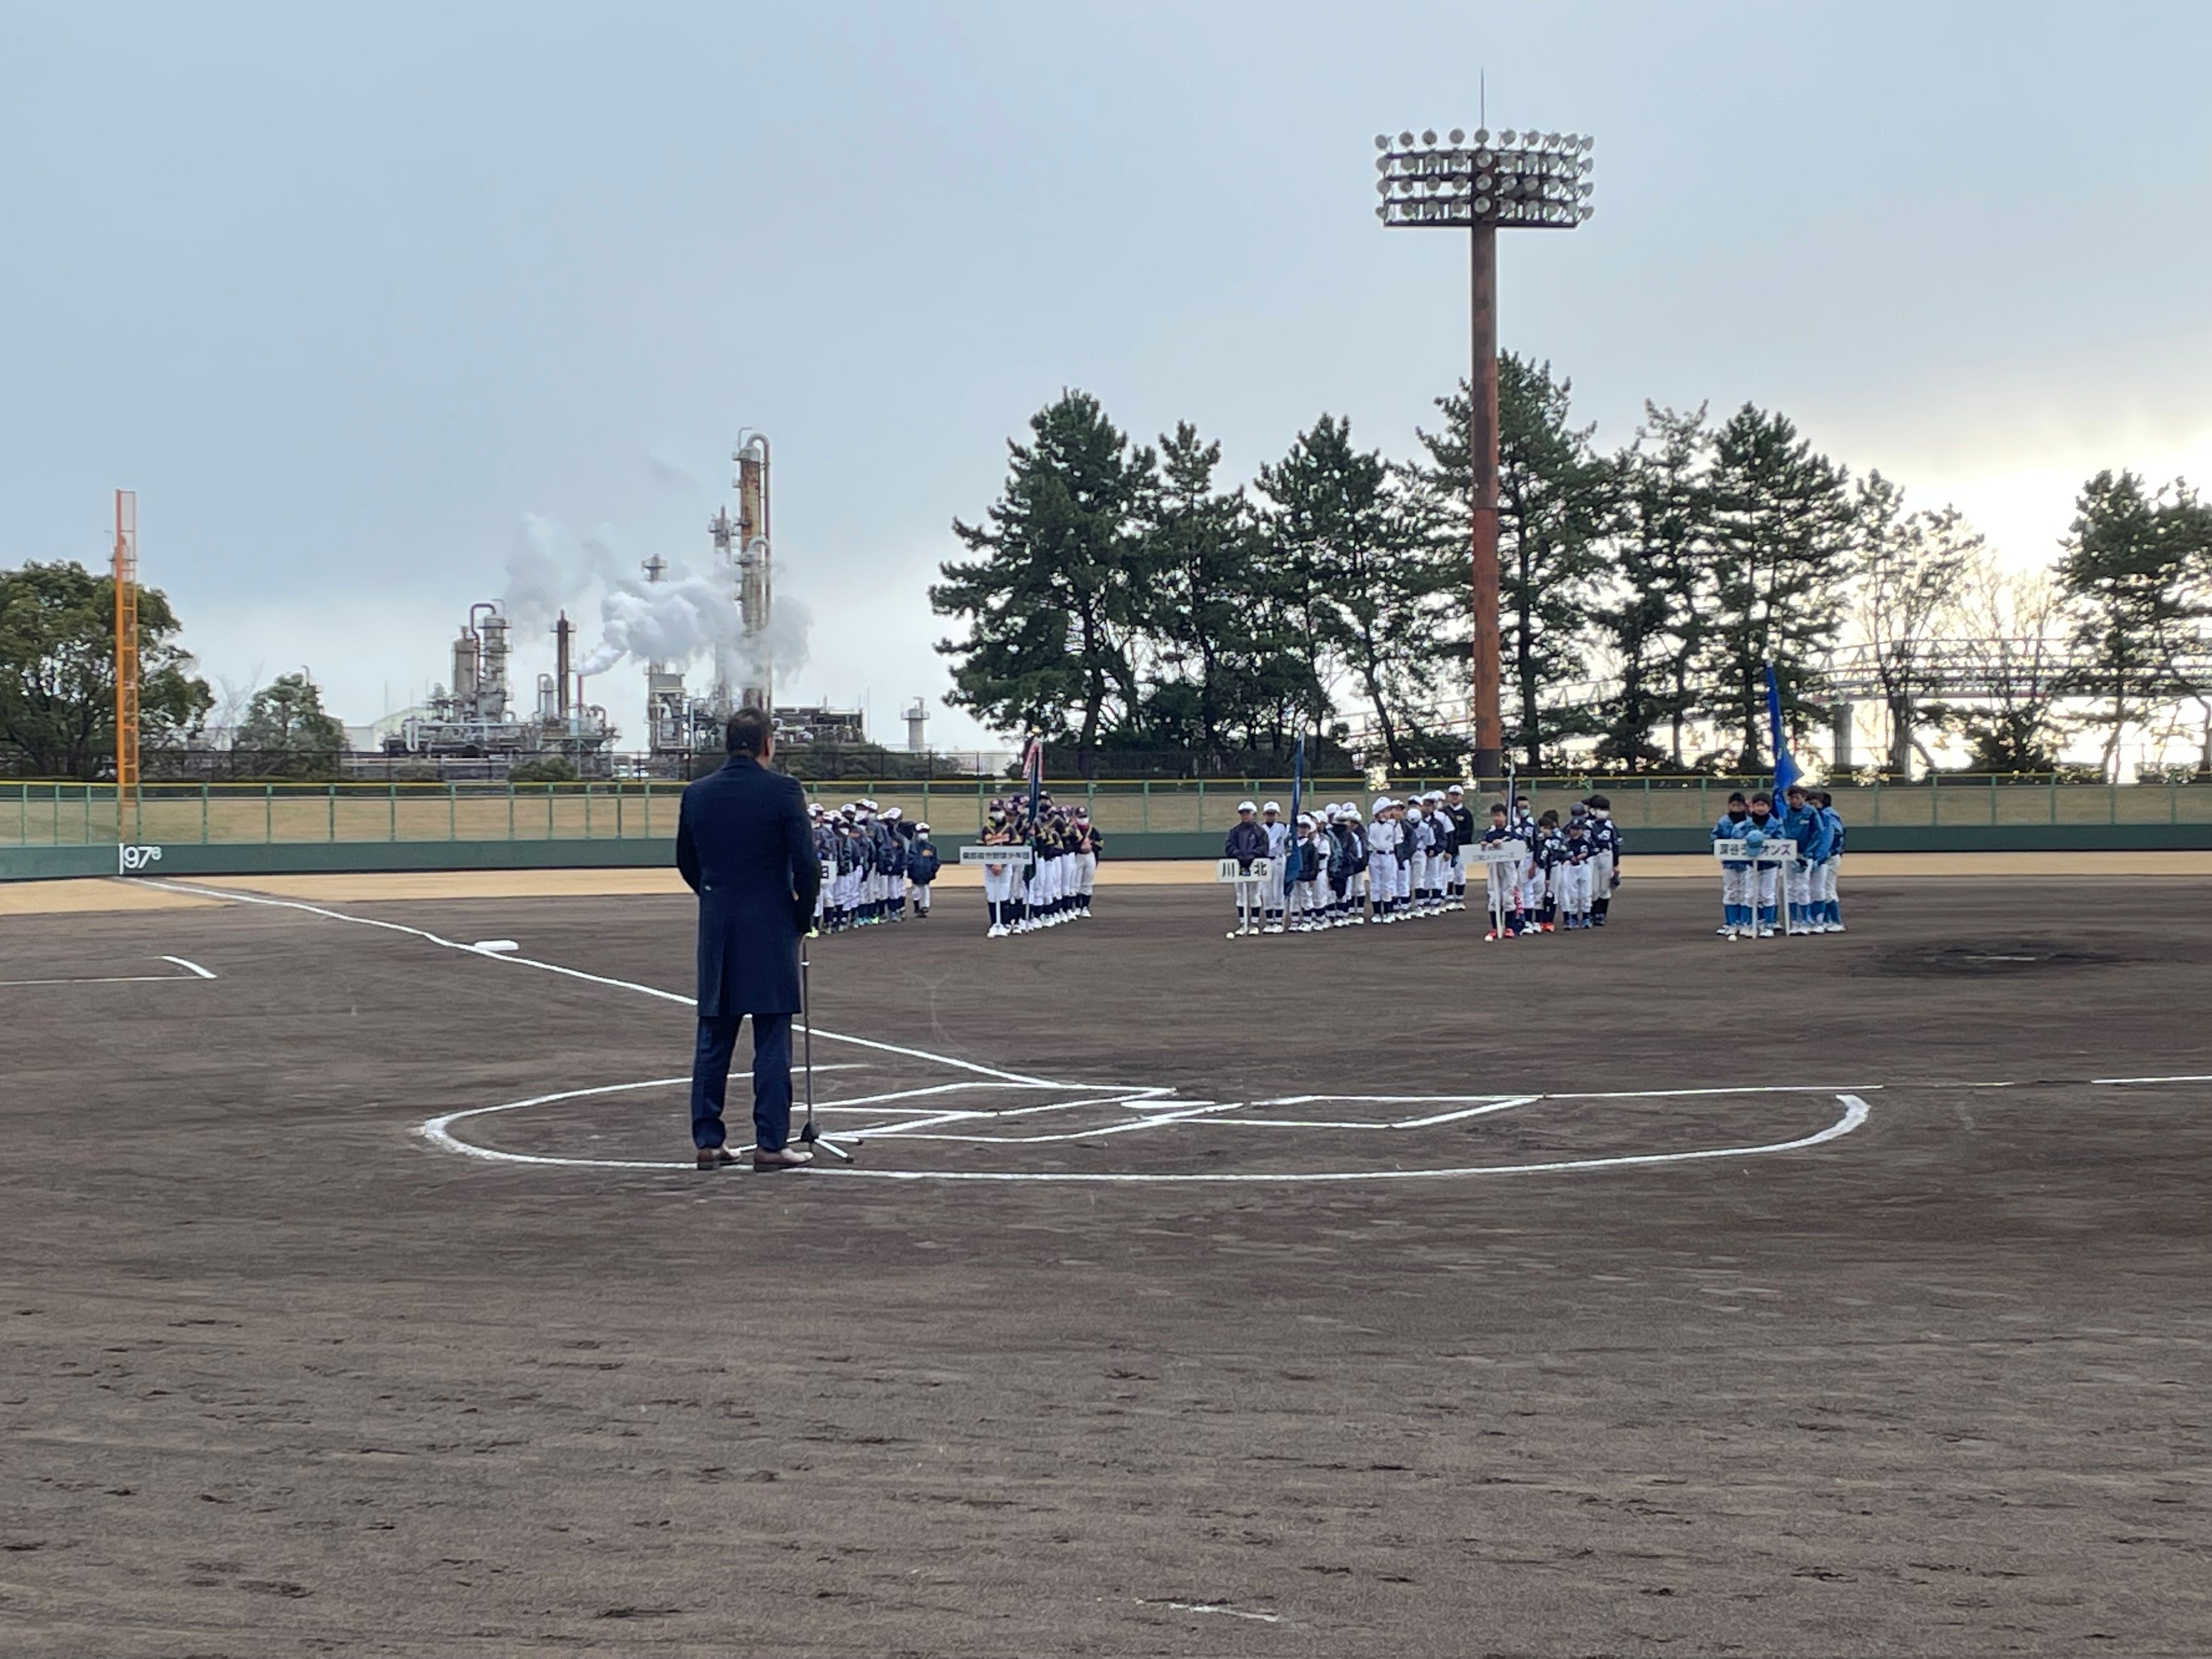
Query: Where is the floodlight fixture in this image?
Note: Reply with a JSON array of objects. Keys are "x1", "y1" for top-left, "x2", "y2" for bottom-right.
[{"x1": 1372, "y1": 120, "x2": 1596, "y2": 781}]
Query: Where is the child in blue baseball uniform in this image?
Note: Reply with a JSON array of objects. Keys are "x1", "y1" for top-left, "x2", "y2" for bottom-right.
[
  {"x1": 1779, "y1": 784, "x2": 1833, "y2": 936},
  {"x1": 1744, "y1": 792, "x2": 1782, "y2": 938},
  {"x1": 1711, "y1": 791, "x2": 1752, "y2": 937},
  {"x1": 1815, "y1": 789, "x2": 1846, "y2": 932}
]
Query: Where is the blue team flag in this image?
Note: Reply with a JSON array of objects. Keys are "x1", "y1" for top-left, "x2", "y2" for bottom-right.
[
  {"x1": 1287, "y1": 734, "x2": 1304, "y2": 842},
  {"x1": 1022, "y1": 734, "x2": 1043, "y2": 823},
  {"x1": 1765, "y1": 664, "x2": 1802, "y2": 793}
]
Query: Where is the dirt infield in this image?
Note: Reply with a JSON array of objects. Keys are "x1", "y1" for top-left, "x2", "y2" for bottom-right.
[
  {"x1": 11, "y1": 847, "x2": 2212, "y2": 915},
  {"x1": 4, "y1": 875, "x2": 2209, "y2": 1655}
]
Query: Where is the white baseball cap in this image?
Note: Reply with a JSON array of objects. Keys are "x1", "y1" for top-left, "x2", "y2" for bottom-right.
[
  {"x1": 1237, "y1": 799, "x2": 1257, "y2": 813},
  {"x1": 1262, "y1": 800, "x2": 1281, "y2": 814},
  {"x1": 1373, "y1": 795, "x2": 1392, "y2": 813}
]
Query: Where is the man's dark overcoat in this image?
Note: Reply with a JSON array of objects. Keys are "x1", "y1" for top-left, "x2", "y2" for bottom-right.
[{"x1": 675, "y1": 754, "x2": 820, "y2": 1017}]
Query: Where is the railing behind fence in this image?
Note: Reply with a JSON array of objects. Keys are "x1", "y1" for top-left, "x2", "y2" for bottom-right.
[{"x1": 5, "y1": 776, "x2": 2212, "y2": 849}]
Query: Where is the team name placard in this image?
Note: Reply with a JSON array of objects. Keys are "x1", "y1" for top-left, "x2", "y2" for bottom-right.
[
  {"x1": 1462, "y1": 840, "x2": 1528, "y2": 868},
  {"x1": 1712, "y1": 839, "x2": 1795, "y2": 864},
  {"x1": 1215, "y1": 857, "x2": 1275, "y2": 883},
  {"x1": 960, "y1": 844, "x2": 1036, "y2": 866}
]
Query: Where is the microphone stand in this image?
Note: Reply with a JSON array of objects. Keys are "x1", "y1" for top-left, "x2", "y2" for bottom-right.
[{"x1": 797, "y1": 945, "x2": 855, "y2": 1163}]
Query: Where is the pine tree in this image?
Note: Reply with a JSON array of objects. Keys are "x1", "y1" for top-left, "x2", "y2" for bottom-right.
[
  {"x1": 1257, "y1": 416, "x2": 1437, "y2": 768},
  {"x1": 933, "y1": 392, "x2": 1156, "y2": 775},
  {"x1": 2058, "y1": 470, "x2": 2212, "y2": 780},
  {"x1": 235, "y1": 672, "x2": 347, "y2": 777},
  {"x1": 1138, "y1": 422, "x2": 1322, "y2": 764},
  {"x1": 1412, "y1": 357, "x2": 1616, "y2": 770},
  {"x1": 1700, "y1": 405, "x2": 1853, "y2": 770},
  {"x1": 1593, "y1": 404, "x2": 1711, "y2": 770}
]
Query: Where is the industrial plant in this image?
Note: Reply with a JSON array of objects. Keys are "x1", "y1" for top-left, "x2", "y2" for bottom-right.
[
  {"x1": 380, "y1": 431, "x2": 874, "y2": 775},
  {"x1": 383, "y1": 603, "x2": 619, "y2": 768}
]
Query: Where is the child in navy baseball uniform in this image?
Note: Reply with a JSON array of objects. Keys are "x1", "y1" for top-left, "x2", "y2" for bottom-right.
[
  {"x1": 1480, "y1": 803, "x2": 1524, "y2": 940},
  {"x1": 1071, "y1": 810, "x2": 1101, "y2": 918},
  {"x1": 906, "y1": 822, "x2": 940, "y2": 918},
  {"x1": 1325, "y1": 807, "x2": 1359, "y2": 926},
  {"x1": 1512, "y1": 796, "x2": 1544, "y2": 926},
  {"x1": 1528, "y1": 810, "x2": 1564, "y2": 933},
  {"x1": 1556, "y1": 814, "x2": 1595, "y2": 928},
  {"x1": 1223, "y1": 800, "x2": 1269, "y2": 938},
  {"x1": 1584, "y1": 793, "x2": 1622, "y2": 927}
]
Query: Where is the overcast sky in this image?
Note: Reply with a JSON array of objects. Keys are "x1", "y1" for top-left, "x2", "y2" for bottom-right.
[{"x1": 4, "y1": 1, "x2": 2208, "y2": 751}]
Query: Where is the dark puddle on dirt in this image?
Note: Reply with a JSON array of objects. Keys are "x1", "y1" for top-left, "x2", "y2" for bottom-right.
[{"x1": 1869, "y1": 939, "x2": 2128, "y2": 977}]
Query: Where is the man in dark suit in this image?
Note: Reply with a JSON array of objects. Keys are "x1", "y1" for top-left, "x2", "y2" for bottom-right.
[{"x1": 676, "y1": 707, "x2": 822, "y2": 1171}]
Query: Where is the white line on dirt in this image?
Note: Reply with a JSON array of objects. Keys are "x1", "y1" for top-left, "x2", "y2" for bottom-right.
[
  {"x1": 1, "y1": 955, "x2": 219, "y2": 988},
  {"x1": 141, "y1": 878, "x2": 1087, "y2": 1090},
  {"x1": 133, "y1": 877, "x2": 1894, "y2": 1184},
  {"x1": 815, "y1": 1094, "x2": 1877, "y2": 1183}
]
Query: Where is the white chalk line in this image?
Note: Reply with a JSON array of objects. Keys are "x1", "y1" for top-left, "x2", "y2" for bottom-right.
[
  {"x1": 420, "y1": 1073, "x2": 1870, "y2": 1180},
  {"x1": 0, "y1": 954, "x2": 218, "y2": 988},
  {"x1": 139, "y1": 876, "x2": 1883, "y2": 1181},
  {"x1": 1149, "y1": 1600, "x2": 1283, "y2": 1623},
  {"x1": 143, "y1": 876, "x2": 2203, "y2": 1186},
  {"x1": 140, "y1": 878, "x2": 1092, "y2": 1090},
  {"x1": 825, "y1": 1096, "x2": 1877, "y2": 1184}
]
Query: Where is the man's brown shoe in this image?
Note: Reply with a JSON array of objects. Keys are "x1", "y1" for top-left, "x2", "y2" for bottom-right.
[
  {"x1": 752, "y1": 1145, "x2": 814, "y2": 1170},
  {"x1": 696, "y1": 1148, "x2": 738, "y2": 1170}
]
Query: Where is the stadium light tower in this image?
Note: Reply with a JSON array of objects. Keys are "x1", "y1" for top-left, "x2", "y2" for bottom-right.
[{"x1": 1375, "y1": 125, "x2": 1595, "y2": 782}]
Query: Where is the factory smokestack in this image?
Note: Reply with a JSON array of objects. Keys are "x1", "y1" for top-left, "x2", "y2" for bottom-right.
[{"x1": 555, "y1": 612, "x2": 573, "y2": 721}]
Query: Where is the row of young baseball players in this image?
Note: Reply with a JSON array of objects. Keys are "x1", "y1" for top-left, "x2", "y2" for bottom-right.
[
  {"x1": 1709, "y1": 785, "x2": 1848, "y2": 939},
  {"x1": 973, "y1": 794, "x2": 1105, "y2": 938},
  {"x1": 1471, "y1": 795, "x2": 1627, "y2": 940},
  {"x1": 809, "y1": 800, "x2": 944, "y2": 933},
  {"x1": 1220, "y1": 789, "x2": 1627, "y2": 938}
]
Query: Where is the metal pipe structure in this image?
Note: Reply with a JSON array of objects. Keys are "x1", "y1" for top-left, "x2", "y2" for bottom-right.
[
  {"x1": 733, "y1": 431, "x2": 772, "y2": 714},
  {"x1": 1375, "y1": 125, "x2": 1594, "y2": 782},
  {"x1": 555, "y1": 612, "x2": 573, "y2": 723}
]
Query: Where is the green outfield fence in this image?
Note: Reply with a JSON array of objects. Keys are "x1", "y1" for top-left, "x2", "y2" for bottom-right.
[{"x1": 7, "y1": 774, "x2": 2212, "y2": 851}]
